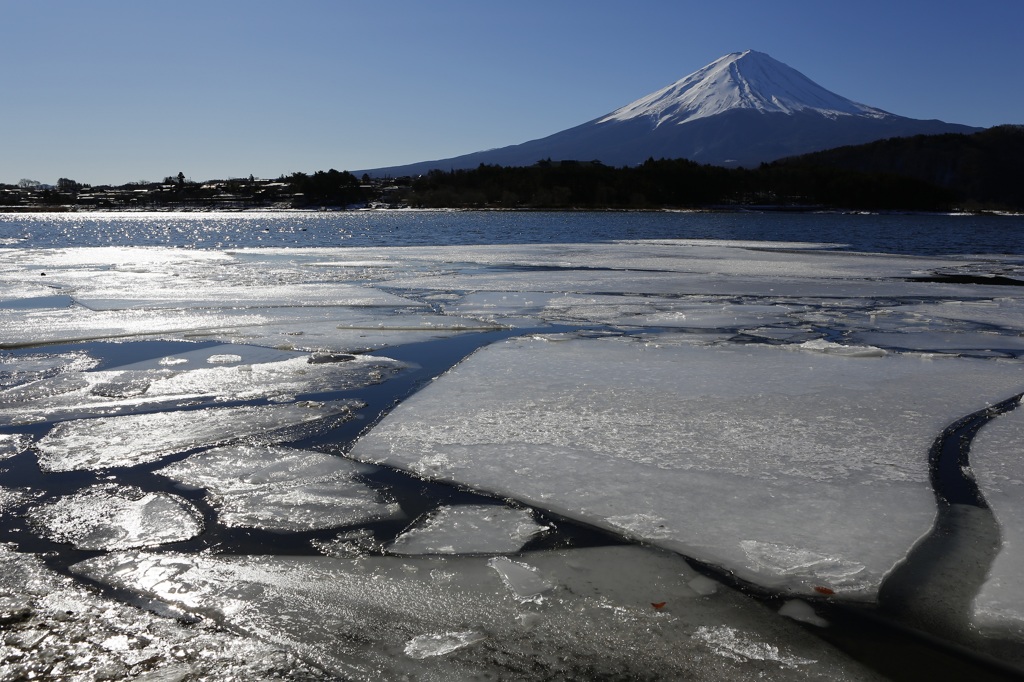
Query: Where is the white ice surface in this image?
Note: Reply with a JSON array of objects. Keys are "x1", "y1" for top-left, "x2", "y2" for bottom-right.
[
  {"x1": 35, "y1": 400, "x2": 361, "y2": 472},
  {"x1": 0, "y1": 434, "x2": 29, "y2": 460},
  {"x1": 387, "y1": 505, "x2": 548, "y2": 555},
  {"x1": 0, "y1": 352, "x2": 402, "y2": 423},
  {"x1": 3, "y1": 241, "x2": 1024, "y2": 668},
  {"x1": 28, "y1": 484, "x2": 202, "y2": 550},
  {"x1": 73, "y1": 545, "x2": 880, "y2": 681},
  {"x1": 970, "y1": 406, "x2": 1024, "y2": 637},
  {"x1": 157, "y1": 444, "x2": 402, "y2": 532},
  {"x1": 352, "y1": 335, "x2": 1024, "y2": 598}
]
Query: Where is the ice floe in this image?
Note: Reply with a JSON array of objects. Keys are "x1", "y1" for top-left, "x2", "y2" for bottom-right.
[
  {"x1": 28, "y1": 484, "x2": 202, "y2": 550},
  {"x1": 352, "y1": 334, "x2": 1024, "y2": 598},
  {"x1": 156, "y1": 444, "x2": 402, "y2": 532},
  {"x1": 36, "y1": 400, "x2": 362, "y2": 472},
  {"x1": 387, "y1": 504, "x2": 548, "y2": 555}
]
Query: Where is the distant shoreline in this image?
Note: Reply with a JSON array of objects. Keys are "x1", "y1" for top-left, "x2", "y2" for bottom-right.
[{"x1": 2, "y1": 205, "x2": 1020, "y2": 218}]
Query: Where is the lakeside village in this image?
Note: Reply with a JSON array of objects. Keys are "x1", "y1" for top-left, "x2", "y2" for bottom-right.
[
  {"x1": 0, "y1": 163, "x2": 963, "y2": 213},
  {"x1": 0, "y1": 171, "x2": 410, "y2": 212}
]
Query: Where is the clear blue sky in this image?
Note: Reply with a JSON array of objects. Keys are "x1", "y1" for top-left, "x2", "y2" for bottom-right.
[{"x1": 3, "y1": 0, "x2": 1021, "y2": 186}]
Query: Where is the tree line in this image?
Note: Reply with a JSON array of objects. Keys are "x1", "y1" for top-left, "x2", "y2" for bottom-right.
[
  {"x1": 405, "y1": 158, "x2": 953, "y2": 211},
  {"x1": 407, "y1": 125, "x2": 1023, "y2": 211}
]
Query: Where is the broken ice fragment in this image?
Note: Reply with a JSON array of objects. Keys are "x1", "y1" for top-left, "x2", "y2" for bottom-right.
[
  {"x1": 796, "y1": 339, "x2": 887, "y2": 357},
  {"x1": 207, "y1": 354, "x2": 243, "y2": 364},
  {"x1": 404, "y1": 631, "x2": 487, "y2": 659},
  {"x1": 739, "y1": 540, "x2": 866, "y2": 594},
  {"x1": 157, "y1": 444, "x2": 401, "y2": 532},
  {"x1": 36, "y1": 401, "x2": 361, "y2": 472},
  {"x1": 0, "y1": 433, "x2": 30, "y2": 460},
  {"x1": 28, "y1": 484, "x2": 202, "y2": 550},
  {"x1": 308, "y1": 352, "x2": 356, "y2": 364},
  {"x1": 487, "y1": 557, "x2": 553, "y2": 602},
  {"x1": 387, "y1": 505, "x2": 548, "y2": 555},
  {"x1": 692, "y1": 625, "x2": 817, "y2": 668},
  {"x1": 312, "y1": 528, "x2": 383, "y2": 558},
  {"x1": 89, "y1": 373, "x2": 154, "y2": 399},
  {"x1": 214, "y1": 483, "x2": 403, "y2": 532},
  {"x1": 779, "y1": 600, "x2": 829, "y2": 627},
  {"x1": 687, "y1": 575, "x2": 720, "y2": 597},
  {"x1": 157, "y1": 444, "x2": 377, "y2": 494},
  {"x1": 0, "y1": 373, "x2": 89, "y2": 403},
  {"x1": 0, "y1": 351, "x2": 98, "y2": 389}
]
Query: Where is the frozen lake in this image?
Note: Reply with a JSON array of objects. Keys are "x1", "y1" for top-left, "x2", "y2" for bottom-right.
[{"x1": 1, "y1": 210, "x2": 1024, "y2": 680}]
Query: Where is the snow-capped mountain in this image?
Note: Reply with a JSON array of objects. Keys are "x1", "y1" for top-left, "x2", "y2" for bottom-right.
[
  {"x1": 361, "y1": 50, "x2": 980, "y2": 176},
  {"x1": 599, "y1": 50, "x2": 888, "y2": 126}
]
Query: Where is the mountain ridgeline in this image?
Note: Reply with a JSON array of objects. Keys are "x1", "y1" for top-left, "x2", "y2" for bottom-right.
[
  {"x1": 360, "y1": 51, "x2": 980, "y2": 177},
  {"x1": 403, "y1": 126, "x2": 1023, "y2": 211}
]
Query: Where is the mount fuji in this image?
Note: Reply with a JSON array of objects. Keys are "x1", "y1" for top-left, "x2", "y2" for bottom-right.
[{"x1": 362, "y1": 50, "x2": 980, "y2": 176}]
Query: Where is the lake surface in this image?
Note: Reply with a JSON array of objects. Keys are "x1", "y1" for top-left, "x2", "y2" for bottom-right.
[{"x1": 2, "y1": 209, "x2": 1024, "y2": 256}]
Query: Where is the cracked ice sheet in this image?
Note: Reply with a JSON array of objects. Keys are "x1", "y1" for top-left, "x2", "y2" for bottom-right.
[
  {"x1": 850, "y1": 330, "x2": 1024, "y2": 358},
  {"x1": 352, "y1": 335, "x2": 1024, "y2": 599},
  {"x1": 385, "y1": 269, "x2": 1005, "y2": 301},
  {"x1": 0, "y1": 246, "x2": 418, "y2": 308},
  {"x1": 0, "y1": 351, "x2": 99, "y2": 389},
  {"x1": 325, "y1": 241, "x2": 963, "y2": 280},
  {"x1": 204, "y1": 309, "x2": 501, "y2": 354},
  {"x1": 0, "y1": 306, "x2": 272, "y2": 348},
  {"x1": 72, "y1": 546, "x2": 882, "y2": 682},
  {"x1": 0, "y1": 544, "x2": 326, "y2": 681},
  {"x1": 0, "y1": 303, "x2": 490, "y2": 351},
  {"x1": 75, "y1": 281, "x2": 417, "y2": 311},
  {"x1": 35, "y1": 400, "x2": 361, "y2": 472},
  {"x1": 889, "y1": 299, "x2": 1024, "y2": 334},
  {"x1": 446, "y1": 291, "x2": 803, "y2": 329},
  {"x1": 970, "y1": 406, "x2": 1024, "y2": 637},
  {"x1": 362, "y1": 242, "x2": 1023, "y2": 300},
  {"x1": 156, "y1": 445, "x2": 403, "y2": 532}
]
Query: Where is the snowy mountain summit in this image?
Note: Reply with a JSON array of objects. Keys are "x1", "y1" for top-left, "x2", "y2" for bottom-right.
[
  {"x1": 600, "y1": 50, "x2": 889, "y2": 127},
  {"x1": 361, "y1": 50, "x2": 980, "y2": 175}
]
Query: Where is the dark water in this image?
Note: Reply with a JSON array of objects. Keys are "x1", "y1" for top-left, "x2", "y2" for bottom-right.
[{"x1": 2, "y1": 209, "x2": 1024, "y2": 256}]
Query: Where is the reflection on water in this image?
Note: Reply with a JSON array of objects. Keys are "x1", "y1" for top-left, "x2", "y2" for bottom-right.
[{"x1": 2, "y1": 209, "x2": 1024, "y2": 256}]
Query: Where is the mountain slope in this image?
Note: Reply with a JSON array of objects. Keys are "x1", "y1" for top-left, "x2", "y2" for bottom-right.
[{"x1": 361, "y1": 51, "x2": 981, "y2": 176}]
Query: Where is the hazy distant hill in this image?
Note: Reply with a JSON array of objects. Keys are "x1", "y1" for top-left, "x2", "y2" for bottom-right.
[{"x1": 360, "y1": 50, "x2": 980, "y2": 177}]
